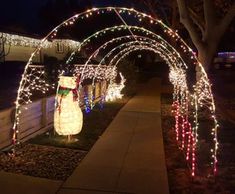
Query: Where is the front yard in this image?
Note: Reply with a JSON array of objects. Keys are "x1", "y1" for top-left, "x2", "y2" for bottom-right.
[{"x1": 0, "y1": 98, "x2": 128, "y2": 180}]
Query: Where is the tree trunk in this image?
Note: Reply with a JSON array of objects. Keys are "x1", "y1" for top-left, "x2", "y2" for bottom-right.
[
  {"x1": 177, "y1": 0, "x2": 235, "y2": 75},
  {"x1": 195, "y1": 42, "x2": 217, "y2": 80},
  {"x1": 171, "y1": 1, "x2": 178, "y2": 29},
  {"x1": 198, "y1": 47, "x2": 215, "y2": 71}
]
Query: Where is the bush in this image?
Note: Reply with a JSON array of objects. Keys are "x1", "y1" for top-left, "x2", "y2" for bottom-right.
[
  {"x1": 44, "y1": 55, "x2": 60, "y2": 84},
  {"x1": 118, "y1": 60, "x2": 138, "y2": 96}
]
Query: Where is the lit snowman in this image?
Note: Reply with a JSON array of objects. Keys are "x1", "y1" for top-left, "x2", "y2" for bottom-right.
[{"x1": 54, "y1": 76, "x2": 83, "y2": 137}]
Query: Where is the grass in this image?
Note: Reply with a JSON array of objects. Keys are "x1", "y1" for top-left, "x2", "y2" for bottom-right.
[{"x1": 28, "y1": 98, "x2": 129, "y2": 151}]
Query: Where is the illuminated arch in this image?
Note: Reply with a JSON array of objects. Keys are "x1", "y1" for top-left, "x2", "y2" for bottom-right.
[
  {"x1": 12, "y1": 7, "x2": 218, "y2": 177},
  {"x1": 76, "y1": 38, "x2": 183, "y2": 83}
]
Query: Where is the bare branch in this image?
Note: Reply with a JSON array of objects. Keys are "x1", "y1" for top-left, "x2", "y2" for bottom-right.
[
  {"x1": 188, "y1": 8, "x2": 205, "y2": 35},
  {"x1": 171, "y1": 1, "x2": 178, "y2": 29},
  {"x1": 149, "y1": 0, "x2": 158, "y2": 8},
  {"x1": 218, "y1": 2, "x2": 235, "y2": 37},
  {"x1": 203, "y1": 0, "x2": 217, "y2": 29},
  {"x1": 142, "y1": 0, "x2": 170, "y2": 25},
  {"x1": 177, "y1": 0, "x2": 204, "y2": 50},
  {"x1": 144, "y1": 0, "x2": 158, "y2": 18}
]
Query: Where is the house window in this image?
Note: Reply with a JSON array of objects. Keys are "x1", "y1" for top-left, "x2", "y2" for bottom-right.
[{"x1": 56, "y1": 42, "x2": 64, "y2": 53}]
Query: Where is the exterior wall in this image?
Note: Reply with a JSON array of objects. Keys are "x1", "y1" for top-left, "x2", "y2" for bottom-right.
[
  {"x1": 41, "y1": 41, "x2": 71, "y2": 63},
  {"x1": 4, "y1": 44, "x2": 40, "y2": 63},
  {"x1": 1, "y1": 33, "x2": 79, "y2": 63},
  {"x1": 0, "y1": 38, "x2": 4, "y2": 62},
  {"x1": 0, "y1": 81, "x2": 106, "y2": 149},
  {"x1": 4, "y1": 41, "x2": 72, "y2": 63}
]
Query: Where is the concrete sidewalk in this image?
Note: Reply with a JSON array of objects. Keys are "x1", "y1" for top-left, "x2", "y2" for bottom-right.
[
  {"x1": 0, "y1": 171, "x2": 62, "y2": 194},
  {"x1": 59, "y1": 78, "x2": 169, "y2": 194}
]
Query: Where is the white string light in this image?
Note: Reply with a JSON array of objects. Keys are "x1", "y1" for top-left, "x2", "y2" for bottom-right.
[{"x1": 11, "y1": 7, "x2": 218, "y2": 177}]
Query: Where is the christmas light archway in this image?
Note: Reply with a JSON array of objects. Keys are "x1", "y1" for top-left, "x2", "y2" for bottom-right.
[
  {"x1": 93, "y1": 43, "x2": 185, "y2": 106},
  {"x1": 80, "y1": 37, "x2": 186, "y2": 111},
  {"x1": 76, "y1": 38, "x2": 183, "y2": 83},
  {"x1": 101, "y1": 44, "x2": 217, "y2": 176},
  {"x1": 71, "y1": 34, "x2": 184, "y2": 93},
  {"x1": 67, "y1": 25, "x2": 188, "y2": 71},
  {"x1": 69, "y1": 25, "x2": 188, "y2": 93},
  {"x1": 12, "y1": 7, "x2": 218, "y2": 177}
]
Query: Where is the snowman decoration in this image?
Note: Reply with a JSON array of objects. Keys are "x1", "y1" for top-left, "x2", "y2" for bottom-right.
[{"x1": 54, "y1": 76, "x2": 83, "y2": 139}]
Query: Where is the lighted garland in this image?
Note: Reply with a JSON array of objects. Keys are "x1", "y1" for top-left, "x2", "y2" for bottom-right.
[{"x1": 11, "y1": 7, "x2": 218, "y2": 177}]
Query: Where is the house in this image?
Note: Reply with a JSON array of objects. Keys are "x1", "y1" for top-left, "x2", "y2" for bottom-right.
[{"x1": 0, "y1": 31, "x2": 80, "y2": 64}]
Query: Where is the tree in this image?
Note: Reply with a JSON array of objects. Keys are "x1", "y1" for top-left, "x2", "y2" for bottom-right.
[
  {"x1": 176, "y1": 0, "x2": 235, "y2": 71},
  {"x1": 134, "y1": 0, "x2": 235, "y2": 71},
  {"x1": 133, "y1": 0, "x2": 173, "y2": 26}
]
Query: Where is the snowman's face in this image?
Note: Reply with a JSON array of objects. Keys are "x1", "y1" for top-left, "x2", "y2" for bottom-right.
[{"x1": 59, "y1": 76, "x2": 76, "y2": 89}]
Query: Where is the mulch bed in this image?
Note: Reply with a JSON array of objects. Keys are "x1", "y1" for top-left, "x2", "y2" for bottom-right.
[
  {"x1": 0, "y1": 98, "x2": 129, "y2": 181},
  {"x1": 0, "y1": 144, "x2": 87, "y2": 180},
  {"x1": 161, "y1": 89, "x2": 235, "y2": 194}
]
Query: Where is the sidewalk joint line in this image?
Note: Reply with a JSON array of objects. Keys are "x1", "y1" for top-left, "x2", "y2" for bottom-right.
[
  {"x1": 114, "y1": 113, "x2": 140, "y2": 191},
  {"x1": 60, "y1": 186, "x2": 134, "y2": 194}
]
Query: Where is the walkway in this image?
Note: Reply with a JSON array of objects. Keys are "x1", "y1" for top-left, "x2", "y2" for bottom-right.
[
  {"x1": 0, "y1": 171, "x2": 62, "y2": 194},
  {"x1": 59, "y1": 78, "x2": 169, "y2": 194}
]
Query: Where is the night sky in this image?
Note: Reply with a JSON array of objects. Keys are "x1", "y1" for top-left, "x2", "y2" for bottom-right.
[
  {"x1": 0, "y1": 0, "x2": 48, "y2": 31},
  {"x1": 0, "y1": 0, "x2": 134, "y2": 35},
  {"x1": 0, "y1": 0, "x2": 234, "y2": 50}
]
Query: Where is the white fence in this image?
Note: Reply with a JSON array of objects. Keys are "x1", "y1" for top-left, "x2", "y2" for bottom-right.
[{"x1": 0, "y1": 81, "x2": 107, "y2": 149}]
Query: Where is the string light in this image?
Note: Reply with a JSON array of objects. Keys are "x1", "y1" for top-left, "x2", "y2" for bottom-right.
[
  {"x1": 2, "y1": 32, "x2": 80, "y2": 49},
  {"x1": 11, "y1": 7, "x2": 218, "y2": 177},
  {"x1": 54, "y1": 76, "x2": 83, "y2": 136},
  {"x1": 105, "y1": 73, "x2": 126, "y2": 102}
]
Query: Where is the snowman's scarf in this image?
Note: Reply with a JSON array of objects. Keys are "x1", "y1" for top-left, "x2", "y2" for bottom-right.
[{"x1": 57, "y1": 86, "x2": 79, "y2": 114}]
